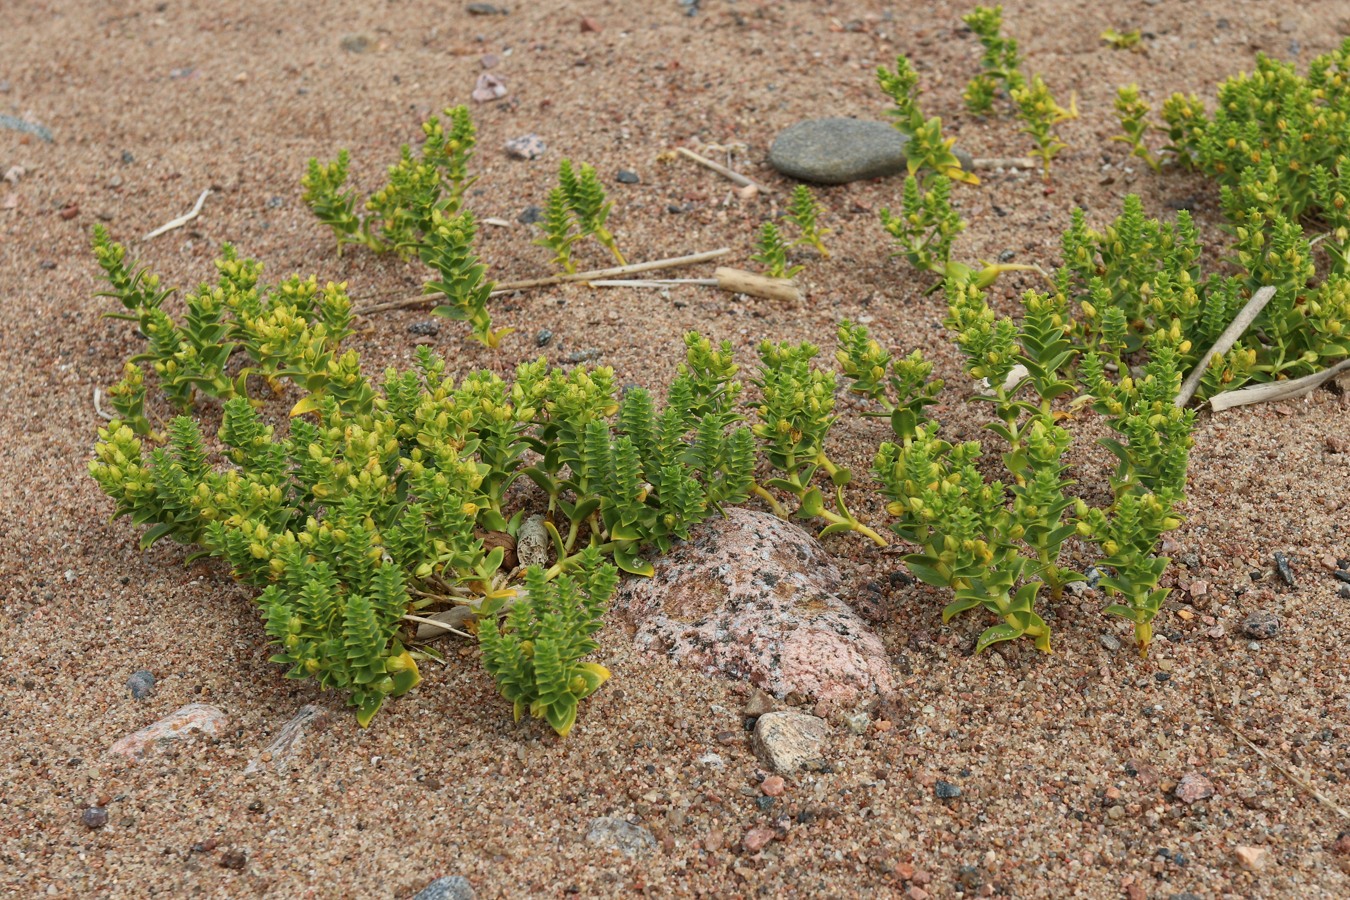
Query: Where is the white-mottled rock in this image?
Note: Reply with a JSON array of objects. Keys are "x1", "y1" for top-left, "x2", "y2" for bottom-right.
[
  {"x1": 585, "y1": 816, "x2": 656, "y2": 856},
  {"x1": 753, "y1": 710, "x2": 829, "y2": 774},
  {"x1": 108, "y1": 703, "x2": 229, "y2": 762},
  {"x1": 611, "y1": 507, "x2": 893, "y2": 707}
]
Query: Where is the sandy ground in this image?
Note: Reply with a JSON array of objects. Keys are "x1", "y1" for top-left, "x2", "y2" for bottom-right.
[{"x1": 3, "y1": 1, "x2": 1350, "y2": 897}]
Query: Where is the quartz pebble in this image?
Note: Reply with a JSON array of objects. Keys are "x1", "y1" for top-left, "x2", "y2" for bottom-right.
[
  {"x1": 743, "y1": 826, "x2": 775, "y2": 852},
  {"x1": 1174, "y1": 772, "x2": 1215, "y2": 804},
  {"x1": 1234, "y1": 845, "x2": 1269, "y2": 872},
  {"x1": 584, "y1": 817, "x2": 656, "y2": 856}
]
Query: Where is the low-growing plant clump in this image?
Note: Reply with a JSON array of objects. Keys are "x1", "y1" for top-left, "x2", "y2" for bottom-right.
[{"x1": 86, "y1": 22, "x2": 1350, "y2": 742}]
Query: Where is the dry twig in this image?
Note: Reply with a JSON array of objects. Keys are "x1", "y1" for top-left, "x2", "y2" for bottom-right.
[
  {"x1": 142, "y1": 189, "x2": 211, "y2": 240},
  {"x1": 675, "y1": 147, "x2": 775, "y2": 193},
  {"x1": 1208, "y1": 359, "x2": 1350, "y2": 412},
  {"x1": 356, "y1": 248, "x2": 733, "y2": 314},
  {"x1": 1206, "y1": 672, "x2": 1350, "y2": 820},
  {"x1": 1176, "y1": 285, "x2": 1276, "y2": 407}
]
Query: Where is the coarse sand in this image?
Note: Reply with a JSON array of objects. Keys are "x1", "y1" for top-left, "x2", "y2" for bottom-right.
[{"x1": 3, "y1": 1, "x2": 1350, "y2": 897}]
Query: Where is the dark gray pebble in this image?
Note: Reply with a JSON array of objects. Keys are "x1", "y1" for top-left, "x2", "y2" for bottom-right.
[
  {"x1": 517, "y1": 205, "x2": 544, "y2": 225},
  {"x1": 616, "y1": 169, "x2": 640, "y2": 184},
  {"x1": 565, "y1": 349, "x2": 601, "y2": 364},
  {"x1": 934, "y1": 780, "x2": 961, "y2": 799},
  {"x1": 536, "y1": 328, "x2": 553, "y2": 347},
  {"x1": 1339, "y1": 584, "x2": 1350, "y2": 599},
  {"x1": 219, "y1": 849, "x2": 247, "y2": 870},
  {"x1": 466, "y1": 2, "x2": 507, "y2": 14},
  {"x1": 1242, "y1": 611, "x2": 1281, "y2": 640},
  {"x1": 409, "y1": 321, "x2": 441, "y2": 336},
  {"x1": 957, "y1": 865, "x2": 983, "y2": 889},
  {"x1": 127, "y1": 669, "x2": 155, "y2": 700},
  {"x1": 414, "y1": 877, "x2": 476, "y2": 900},
  {"x1": 81, "y1": 807, "x2": 109, "y2": 829},
  {"x1": 1274, "y1": 552, "x2": 1295, "y2": 586},
  {"x1": 768, "y1": 118, "x2": 973, "y2": 185},
  {"x1": 1332, "y1": 569, "x2": 1350, "y2": 585}
]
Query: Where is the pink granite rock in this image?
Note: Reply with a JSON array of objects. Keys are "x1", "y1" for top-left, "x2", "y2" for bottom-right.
[
  {"x1": 108, "y1": 703, "x2": 229, "y2": 762},
  {"x1": 611, "y1": 507, "x2": 894, "y2": 707},
  {"x1": 1174, "y1": 772, "x2": 1215, "y2": 804}
]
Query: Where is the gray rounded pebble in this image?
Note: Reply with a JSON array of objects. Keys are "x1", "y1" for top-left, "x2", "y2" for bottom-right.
[
  {"x1": 517, "y1": 205, "x2": 544, "y2": 225},
  {"x1": 82, "y1": 807, "x2": 109, "y2": 829},
  {"x1": 1242, "y1": 611, "x2": 1281, "y2": 640},
  {"x1": 413, "y1": 876, "x2": 476, "y2": 900},
  {"x1": 408, "y1": 321, "x2": 441, "y2": 336},
  {"x1": 616, "y1": 169, "x2": 640, "y2": 184},
  {"x1": 934, "y1": 780, "x2": 962, "y2": 799},
  {"x1": 1099, "y1": 633, "x2": 1122, "y2": 652},
  {"x1": 536, "y1": 328, "x2": 553, "y2": 347},
  {"x1": 127, "y1": 669, "x2": 155, "y2": 700},
  {"x1": 768, "y1": 118, "x2": 974, "y2": 185}
]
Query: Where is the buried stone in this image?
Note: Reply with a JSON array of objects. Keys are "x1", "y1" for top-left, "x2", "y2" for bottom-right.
[
  {"x1": 768, "y1": 118, "x2": 975, "y2": 185},
  {"x1": 611, "y1": 507, "x2": 894, "y2": 709}
]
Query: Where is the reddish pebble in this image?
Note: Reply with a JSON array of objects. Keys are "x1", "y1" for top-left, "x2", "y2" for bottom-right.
[
  {"x1": 743, "y1": 826, "x2": 775, "y2": 853},
  {"x1": 1332, "y1": 832, "x2": 1350, "y2": 855},
  {"x1": 1104, "y1": 786, "x2": 1122, "y2": 801},
  {"x1": 907, "y1": 888, "x2": 929, "y2": 900},
  {"x1": 911, "y1": 869, "x2": 932, "y2": 885},
  {"x1": 60, "y1": 204, "x2": 79, "y2": 220},
  {"x1": 1174, "y1": 772, "x2": 1215, "y2": 804},
  {"x1": 895, "y1": 862, "x2": 916, "y2": 881},
  {"x1": 761, "y1": 775, "x2": 785, "y2": 797},
  {"x1": 580, "y1": 17, "x2": 601, "y2": 32}
]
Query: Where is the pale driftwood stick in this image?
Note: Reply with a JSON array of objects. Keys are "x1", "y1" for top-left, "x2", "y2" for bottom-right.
[
  {"x1": 491, "y1": 248, "x2": 733, "y2": 292},
  {"x1": 1176, "y1": 285, "x2": 1276, "y2": 407},
  {"x1": 93, "y1": 388, "x2": 115, "y2": 421},
  {"x1": 714, "y1": 266, "x2": 802, "y2": 302},
  {"x1": 142, "y1": 189, "x2": 210, "y2": 240},
  {"x1": 589, "y1": 267, "x2": 802, "y2": 302},
  {"x1": 405, "y1": 612, "x2": 474, "y2": 641},
  {"x1": 588, "y1": 279, "x2": 718, "y2": 288},
  {"x1": 355, "y1": 248, "x2": 733, "y2": 314},
  {"x1": 1208, "y1": 358, "x2": 1350, "y2": 412},
  {"x1": 675, "y1": 147, "x2": 776, "y2": 194},
  {"x1": 971, "y1": 156, "x2": 1038, "y2": 170}
]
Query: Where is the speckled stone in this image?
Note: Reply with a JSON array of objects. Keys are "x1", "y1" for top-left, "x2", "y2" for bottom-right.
[
  {"x1": 413, "y1": 876, "x2": 476, "y2": 900},
  {"x1": 752, "y1": 711, "x2": 829, "y2": 774},
  {"x1": 108, "y1": 703, "x2": 228, "y2": 762},
  {"x1": 611, "y1": 507, "x2": 894, "y2": 707},
  {"x1": 768, "y1": 118, "x2": 974, "y2": 185}
]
